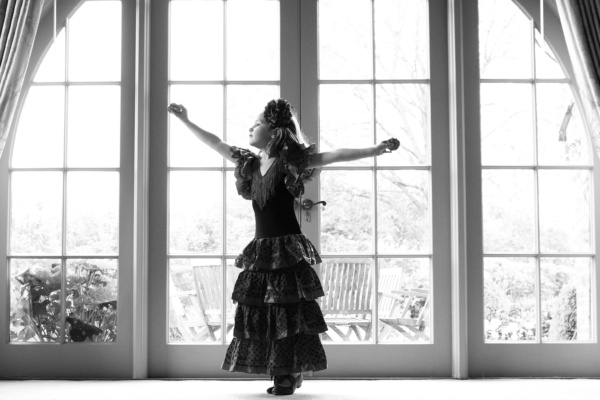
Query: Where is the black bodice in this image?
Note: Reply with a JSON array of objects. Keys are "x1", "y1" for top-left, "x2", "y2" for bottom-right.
[{"x1": 253, "y1": 179, "x2": 302, "y2": 239}]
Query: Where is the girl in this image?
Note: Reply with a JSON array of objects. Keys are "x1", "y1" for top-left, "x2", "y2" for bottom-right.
[{"x1": 168, "y1": 99, "x2": 399, "y2": 396}]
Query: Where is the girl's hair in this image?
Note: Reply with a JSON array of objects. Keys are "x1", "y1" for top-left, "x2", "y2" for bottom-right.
[{"x1": 263, "y1": 98, "x2": 311, "y2": 157}]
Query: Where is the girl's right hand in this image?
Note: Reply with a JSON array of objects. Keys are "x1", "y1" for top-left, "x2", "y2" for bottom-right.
[{"x1": 168, "y1": 103, "x2": 189, "y2": 121}]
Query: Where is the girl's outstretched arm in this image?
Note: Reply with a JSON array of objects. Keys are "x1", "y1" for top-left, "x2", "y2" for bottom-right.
[
  {"x1": 168, "y1": 103, "x2": 236, "y2": 163},
  {"x1": 308, "y1": 140, "x2": 397, "y2": 168}
]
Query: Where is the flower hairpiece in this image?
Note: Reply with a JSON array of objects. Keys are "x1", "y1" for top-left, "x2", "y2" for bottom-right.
[{"x1": 264, "y1": 98, "x2": 294, "y2": 131}]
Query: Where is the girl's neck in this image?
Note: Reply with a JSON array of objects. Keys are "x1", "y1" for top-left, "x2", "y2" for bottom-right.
[{"x1": 259, "y1": 149, "x2": 274, "y2": 161}]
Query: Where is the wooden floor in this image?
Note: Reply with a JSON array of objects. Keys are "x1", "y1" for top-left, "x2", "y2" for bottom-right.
[{"x1": 0, "y1": 379, "x2": 598, "y2": 400}]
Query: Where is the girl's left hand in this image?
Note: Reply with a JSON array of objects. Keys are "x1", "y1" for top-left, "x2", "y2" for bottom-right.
[{"x1": 375, "y1": 138, "x2": 400, "y2": 155}]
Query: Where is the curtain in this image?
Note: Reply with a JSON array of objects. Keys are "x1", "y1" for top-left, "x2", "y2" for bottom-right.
[
  {"x1": 0, "y1": 0, "x2": 44, "y2": 160},
  {"x1": 556, "y1": 0, "x2": 600, "y2": 157}
]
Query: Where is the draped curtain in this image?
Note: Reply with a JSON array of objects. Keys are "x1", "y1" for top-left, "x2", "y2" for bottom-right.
[
  {"x1": 556, "y1": 0, "x2": 600, "y2": 158},
  {"x1": 0, "y1": 0, "x2": 44, "y2": 160}
]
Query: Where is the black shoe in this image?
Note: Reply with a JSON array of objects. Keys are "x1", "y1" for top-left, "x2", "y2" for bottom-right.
[{"x1": 267, "y1": 373, "x2": 303, "y2": 396}]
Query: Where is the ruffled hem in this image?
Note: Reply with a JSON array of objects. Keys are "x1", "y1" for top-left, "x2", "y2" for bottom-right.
[
  {"x1": 235, "y1": 233, "x2": 321, "y2": 271},
  {"x1": 221, "y1": 361, "x2": 328, "y2": 376},
  {"x1": 280, "y1": 142, "x2": 318, "y2": 198},
  {"x1": 222, "y1": 334, "x2": 328, "y2": 375},
  {"x1": 230, "y1": 146, "x2": 258, "y2": 200},
  {"x1": 234, "y1": 300, "x2": 328, "y2": 340},
  {"x1": 232, "y1": 262, "x2": 325, "y2": 306}
]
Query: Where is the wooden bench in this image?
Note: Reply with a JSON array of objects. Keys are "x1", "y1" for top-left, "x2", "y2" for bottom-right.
[
  {"x1": 317, "y1": 262, "x2": 373, "y2": 341},
  {"x1": 168, "y1": 265, "x2": 236, "y2": 342},
  {"x1": 317, "y1": 262, "x2": 430, "y2": 342}
]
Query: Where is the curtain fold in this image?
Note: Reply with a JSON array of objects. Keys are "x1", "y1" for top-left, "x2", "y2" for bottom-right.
[
  {"x1": 556, "y1": 0, "x2": 600, "y2": 158},
  {"x1": 0, "y1": 0, "x2": 44, "y2": 160}
]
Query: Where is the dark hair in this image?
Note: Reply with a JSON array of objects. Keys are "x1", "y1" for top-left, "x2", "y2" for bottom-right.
[{"x1": 263, "y1": 98, "x2": 310, "y2": 157}]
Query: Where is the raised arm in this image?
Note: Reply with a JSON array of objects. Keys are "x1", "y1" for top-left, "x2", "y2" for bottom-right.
[
  {"x1": 168, "y1": 103, "x2": 235, "y2": 163},
  {"x1": 307, "y1": 139, "x2": 399, "y2": 168}
]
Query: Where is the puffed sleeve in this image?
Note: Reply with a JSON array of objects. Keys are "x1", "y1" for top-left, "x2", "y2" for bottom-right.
[
  {"x1": 230, "y1": 146, "x2": 258, "y2": 200},
  {"x1": 279, "y1": 141, "x2": 318, "y2": 198}
]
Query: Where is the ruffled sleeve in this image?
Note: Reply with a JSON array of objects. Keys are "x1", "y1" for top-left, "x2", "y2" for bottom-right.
[
  {"x1": 230, "y1": 146, "x2": 258, "y2": 200},
  {"x1": 279, "y1": 141, "x2": 318, "y2": 198}
]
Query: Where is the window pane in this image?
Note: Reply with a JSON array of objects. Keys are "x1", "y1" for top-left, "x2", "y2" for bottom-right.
[
  {"x1": 316, "y1": 258, "x2": 373, "y2": 342},
  {"x1": 535, "y1": 31, "x2": 566, "y2": 79},
  {"x1": 376, "y1": 84, "x2": 430, "y2": 166},
  {"x1": 541, "y1": 258, "x2": 592, "y2": 342},
  {"x1": 321, "y1": 171, "x2": 372, "y2": 254},
  {"x1": 169, "y1": 84, "x2": 223, "y2": 167},
  {"x1": 377, "y1": 170, "x2": 430, "y2": 253},
  {"x1": 227, "y1": 0, "x2": 279, "y2": 80},
  {"x1": 479, "y1": 0, "x2": 532, "y2": 79},
  {"x1": 320, "y1": 84, "x2": 373, "y2": 166},
  {"x1": 374, "y1": 0, "x2": 428, "y2": 79},
  {"x1": 169, "y1": 171, "x2": 223, "y2": 254},
  {"x1": 67, "y1": 86, "x2": 120, "y2": 168},
  {"x1": 65, "y1": 259, "x2": 118, "y2": 342},
  {"x1": 319, "y1": 0, "x2": 372, "y2": 80},
  {"x1": 10, "y1": 172, "x2": 62, "y2": 255},
  {"x1": 481, "y1": 83, "x2": 534, "y2": 166},
  {"x1": 378, "y1": 258, "x2": 430, "y2": 343},
  {"x1": 10, "y1": 259, "x2": 62, "y2": 343},
  {"x1": 11, "y1": 87, "x2": 64, "y2": 168},
  {"x1": 66, "y1": 172, "x2": 119, "y2": 255},
  {"x1": 482, "y1": 170, "x2": 535, "y2": 253},
  {"x1": 226, "y1": 175, "x2": 255, "y2": 255},
  {"x1": 33, "y1": 29, "x2": 66, "y2": 82},
  {"x1": 537, "y1": 84, "x2": 591, "y2": 166},
  {"x1": 68, "y1": 1, "x2": 121, "y2": 82},
  {"x1": 484, "y1": 257, "x2": 536, "y2": 342},
  {"x1": 169, "y1": 258, "x2": 224, "y2": 343},
  {"x1": 170, "y1": 0, "x2": 223, "y2": 81},
  {"x1": 539, "y1": 170, "x2": 591, "y2": 253},
  {"x1": 226, "y1": 85, "x2": 279, "y2": 150}
]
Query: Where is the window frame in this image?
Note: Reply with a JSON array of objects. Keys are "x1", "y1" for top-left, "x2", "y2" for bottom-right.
[
  {"x1": 463, "y1": 0, "x2": 600, "y2": 377},
  {"x1": 0, "y1": 0, "x2": 138, "y2": 378},
  {"x1": 0, "y1": 0, "x2": 598, "y2": 379}
]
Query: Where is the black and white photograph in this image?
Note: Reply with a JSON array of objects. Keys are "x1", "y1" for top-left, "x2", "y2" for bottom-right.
[{"x1": 0, "y1": 0, "x2": 599, "y2": 399}]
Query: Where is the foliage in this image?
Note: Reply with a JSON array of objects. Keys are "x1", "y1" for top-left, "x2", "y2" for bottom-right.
[
  {"x1": 484, "y1": 260, "x2": 580, "y2": 341},
  {"x1": 10, "y1": 261, "x2": 117, "y2": 343}
]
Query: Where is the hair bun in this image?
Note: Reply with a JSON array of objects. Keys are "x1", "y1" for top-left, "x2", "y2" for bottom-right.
[{"x1": 264, "y1": 98, "x2": 293, "y2": 130}]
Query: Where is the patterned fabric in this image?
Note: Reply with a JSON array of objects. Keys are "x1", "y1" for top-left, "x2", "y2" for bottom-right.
[
  {"x1": 232, "y1": 261, "x2": 325, "y2": 306},
  {"x1": 557, "y1": 0, "x2": 600, "y2": 158},
  {"x1": 0, "y1": 0, "x2": 44, "y2": 159},
  {"x1": 234, "y1": 233, "x2": 321, "y2": 271},
  {"x1": 230, "y1": 143, "x2": 317, "y2": 206},
  {"x1": 280, "y1": 141, "x2": 318, "y2": 198},
  {"x1": 222, "y1": 333, "x2": 327, "y2": 376},
  {"x1": 224, "y1": 144, "x2": 327, "y2": 376},
  {"x1": 230, "y1": 146, "x2": 258, "y2": 200},
  {"x1": 233, "y1": 300, "x2": 327, "y2": 341}
]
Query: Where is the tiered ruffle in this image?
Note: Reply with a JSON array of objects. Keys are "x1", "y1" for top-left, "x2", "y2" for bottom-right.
[
  {"x1": 234, "y1": 233, "x2": 321, "y2": 271},
  {"x1": 222, "y1": 333, "x2": 327, "y2": 375},
  {"x1": 222, "y1": 233, "x2": 327, "y2": 375}
]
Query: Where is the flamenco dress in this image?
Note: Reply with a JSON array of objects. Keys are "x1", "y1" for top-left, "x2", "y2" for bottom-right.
[{"x1": 221, "y1": 143, "x2": 328, "y2": 376}]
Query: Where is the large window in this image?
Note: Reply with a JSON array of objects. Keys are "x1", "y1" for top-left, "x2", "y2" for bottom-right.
[
  {"x1": 167, "y1": 0, "x2": 280, "y2": 343},
  {"x1": 316, "y1": 0, "x2": 432, "y2": 343},
  {"x1": 8, "y1": 1, "x2": 122, "y2": 343},
  {"x1": 479, "y1": 0, "x2": 594, "y2": 343}
]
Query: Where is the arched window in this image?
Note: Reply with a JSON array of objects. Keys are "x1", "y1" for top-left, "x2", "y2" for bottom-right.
[{"x1": 8, "y1": 1, "x2": 122, "y2": 343}]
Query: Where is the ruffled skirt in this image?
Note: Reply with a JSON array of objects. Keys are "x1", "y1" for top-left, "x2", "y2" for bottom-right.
[{"x1": 221, "y1": 233, "x2": 328, "y2": 375}]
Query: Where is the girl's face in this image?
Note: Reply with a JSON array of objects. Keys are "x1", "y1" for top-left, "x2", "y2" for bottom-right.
[{"x1": 248, "y1": 113, "x2": 270, "y2": 149}]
